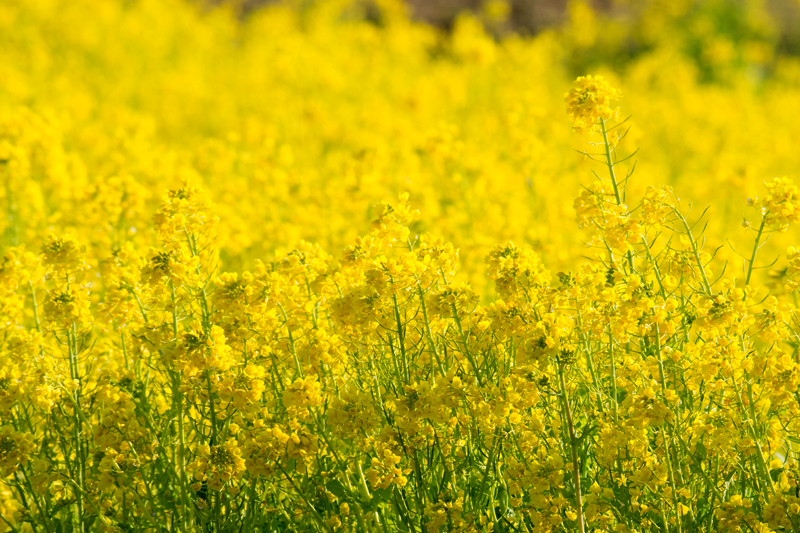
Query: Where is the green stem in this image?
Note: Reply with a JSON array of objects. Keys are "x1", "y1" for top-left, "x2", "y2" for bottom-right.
[
  {"x1": 705, "y1": 457, "x2": 720, "y2": 532},
  {"x1": 653, "y1": 329, "x2": 683, "y2": 533},
  {"x1": 392, "y1": 294, "x2": 410, "y2": 382},
  {"x1": 473, "y1": 431, "x2": 499, "y2": 514},
  {"x1": 205, "y1": 372, "x2": 219, "y2": 444},
  {"x1": 451, "y1": 304, "x2": 483, "y2": 387},
  {"x1": 599, "y1": 118, "x2": 622, "y2": 205},
  {"x1": 67, "y1": 326, "x2": 85, "y2": 533},
  {"x1": 744, "y1": 213, "x2": 767, "y2": 286},
  {"x1": 675, "y1": 212, "x2": 713, "y2": 295},
  {"x1": 609, "y1": 330, "x2": 619, "y2": 424},
  {"x1": 557, "y1": 362, "x2": 585, "y2": 533},
  {"x1": 277, "y1": 463, "x2": 334, "y2": 533},
  {"x1": 745, "y1": 377, "x2": 775, "y2": 496},
  {"x1": 170, "y1": 283, "x2": 189, "y2": 533},
  {"x1": 418, "y1": 285, "x2": 446, "y2": 377},
  {"x1": 177, "y1": 388, "x2": 190, "y2": 532},
  {"x1": 599, "y1": 117, "x2": 634, "y2": 271},
  {"x1": 729, "y1": 367, "x2": 775, "y2": 496}
]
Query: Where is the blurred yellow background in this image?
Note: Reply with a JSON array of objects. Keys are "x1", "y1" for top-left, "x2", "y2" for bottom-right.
[{"x1": 2, "y1": 0, "x2": 800, "y2": 296}]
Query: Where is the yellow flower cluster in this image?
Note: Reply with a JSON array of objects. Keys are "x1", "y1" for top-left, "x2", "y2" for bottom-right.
[
  {"x1": 565, "y1": 75, "x2": 622, "y2": 133},
  {"x1": 754, "y1": 177, "x2": 800, "y2": 230},
  {"x1": 188, "y1": 439, "x2": 246, "y2": 495},
  {"x1": 0, "y1": 427, "x2": 35, "y2": 476},
  {"x1": 2, "y1": 0, "x2": 800, "y2": 532},
  {"x1": 1, "y1": 0, "x2": 799, "y2": 298}
]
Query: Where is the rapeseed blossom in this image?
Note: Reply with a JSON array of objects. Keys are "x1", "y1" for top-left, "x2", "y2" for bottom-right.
[
  {"x1": 1, "y1": 0, "x2": 800, "y2": 531},
  {"x1": 565, "y1": 75, "x2": 622, "y2": 133}
]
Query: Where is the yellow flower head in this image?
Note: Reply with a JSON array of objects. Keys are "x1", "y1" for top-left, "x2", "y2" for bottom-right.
[
  {"x1": 485, "y1": 242, "x2": 550, "y2": 300},
  {"x1": 41, "y1": 234, "x2": 87, "y2": 276},
  {"x1": 282, "y1": 376, "x2": 323, "y2": 412},
  {"x1": 153, "y1": 178, "x2": 218, "y2": 251},
  {"x1": 427, "y1": 283, "x2": 480, "y2": 318},
  {"x1": 761, "y1": 176, "x2": 800, "y2": 229},
  {"x1": 172, "y1": 325, "x2": 234, "y2": 375},
  {"x1": 0, "y1": 427, "x2": 36, "y2": 476},
  {"x1": 565, "y1": 75, "x2": 621, "y2": 133},
  {"x1": 189, "y1": 439, "x2": 245, "y2": 493},
  {"x1": 43, "y1": 288, "x2": 92, "y2": 330}
]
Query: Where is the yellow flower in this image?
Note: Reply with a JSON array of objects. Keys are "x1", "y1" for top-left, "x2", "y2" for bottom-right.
[
  {"x1": 427, "y1": 283, "x2": 479, "y2": 319},
  {"x1": 282, "y1": 376, "x2": 323, "y2": 412},
  {"x1": 0, "y1": 427, "x2": 35, "y2": 476},
  {"x1": 40, "y1": 234, "x2": 87, "y2": 275},
  {"x1": 640, "y1": 185, "x2": 678, "y2": 227},
  {"x1": 171, "y1": 325, "x2": 235, "y2": 375},
  {"x1": 43, "y1": 287, "x2": 92, "y2": 329},
  {"x1": 485, "y1": 242, "x2": 550, "y2": 300},
  {"x1": 153, "y1": 180, "x2": 218, "y2": 247},
  {"x1": 188, "y1": 439, "x2": 246, "y2": 493},
  {"x1": 218, "y1": 364, "x2": 266, "y2": 415},
  {"x1": 565, "y1": 75, "x2": 621, "y2": 133},
  {"x1": 761, "y1": 176, "x2": 800, "y2": 229}
]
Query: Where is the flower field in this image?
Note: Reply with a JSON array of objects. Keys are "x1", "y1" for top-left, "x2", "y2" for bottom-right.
[{"x1": 3, "y1": 0, "x2": 800, "y2": 531}]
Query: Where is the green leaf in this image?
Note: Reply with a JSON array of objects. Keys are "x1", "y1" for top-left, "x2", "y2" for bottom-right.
[
  {"x1": 372, "y1": 488, "x2": 393, "y2": 503},
  {"x1": 84, "y1": 515, "x2": 98, "y2": 530},
  {"x1": 326, "y1": 479, "x2": 347, "y2": 499}
]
